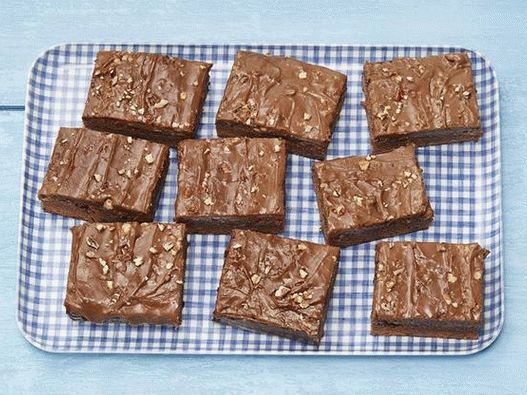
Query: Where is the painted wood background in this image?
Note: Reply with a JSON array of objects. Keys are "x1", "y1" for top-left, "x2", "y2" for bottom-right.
[{"x1": 1, "y1": 1, "x2": 526, "y2": 393}]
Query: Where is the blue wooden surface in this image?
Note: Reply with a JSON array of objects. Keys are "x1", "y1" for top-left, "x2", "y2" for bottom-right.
[{"x1": 1, "y1": 1, "x2": 526, "y2": 393}]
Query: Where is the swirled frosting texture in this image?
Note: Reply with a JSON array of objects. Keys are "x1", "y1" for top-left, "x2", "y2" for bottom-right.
[
  {"x1": 216, "y1": 51, "x2": 347, "y2": 159},
  {"x1": 175, "y1": 137, "x2": 286, "y2": 233},
  {"x1": 38, "y1": 127, "x2": 169, "y2": 222},
  {"x1": 213, "y1": 230, "x2": 340, "y2": 344},
  {"x1": 313, "y1": 145, "x2": 432, "y2": 244},
  {"x1": 65, "y1": 222, "x2": 187, "y2": 325},
  {"x1": 363, "y1": 53, "x2": 481, "y2": 151},
  {"x1": 83, "y1": 51, "x2": 212, "y2": 145},
  {"x1": 371, "y1": 241, "x2": 488, "y2": 337}
]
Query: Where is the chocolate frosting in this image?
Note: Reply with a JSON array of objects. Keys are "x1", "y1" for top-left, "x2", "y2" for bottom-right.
[
  {"x1": 175, "y1": 137, "x2": 286, "y2": 218},
  {"x1": 313, "y1": 145, "x2": 431, "y2": 234},
  {"x1": 38, "y1": 127, "x2": 169, "y2": 221},
  {"x1": 363, "y1": 53, "x2": 481, "y2": 138},
  {"x1": 213, "y1": 230, "x2": 340, "y2": 343},
  {"x1": 64, "y1": 222, "x2": 187, "y2": 325},
  {"x1": 216, "y1": 51, "x2": 347, "y2": 145},
  {"x1": 372, "y1": 241, "x2": 488, "y2": 326},
  {"x1": 83, "y1": 51, "x2": 212, "y2": 143}
]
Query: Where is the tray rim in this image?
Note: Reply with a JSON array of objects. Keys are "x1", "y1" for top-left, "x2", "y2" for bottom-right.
[{"x1": 16, "y1": 42, "x2": 505, "y2": 356}]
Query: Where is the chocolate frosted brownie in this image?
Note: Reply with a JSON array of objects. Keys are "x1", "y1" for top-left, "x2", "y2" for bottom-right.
[
  {"x1": 38, "y1": 127, "x2": 169, "y2": 222},
  {"x1": 213, "y1": 230, "x2": 340, "y2": 344},
  {"x1": 312, "y1": 145, "x2": 433, "y2": 246},
  {"x1": 65, "y1": 222, "x2": 187, "y2": 326},
  {"x1": 216, "y1": 51, "x2": 347, "y2": 159},
  {"x1": 175, "y1": 137, "x2": 286, "y2": 234},
  {"x1": 371, "y1": 241, "x2": 489, "y2": 339},
  {"x1": 82, "y1": 51, "x2": 212, "y2": 146},
  {"x1": 362, "y1": 53, "x2": 481, "y2": 153}
]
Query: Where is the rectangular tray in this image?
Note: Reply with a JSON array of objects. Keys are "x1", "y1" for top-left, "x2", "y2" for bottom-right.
[{"x1": 17, "y1": 44, "x2": 503, "y2": 355}]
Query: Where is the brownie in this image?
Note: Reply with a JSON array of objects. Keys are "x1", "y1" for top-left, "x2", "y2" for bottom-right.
[
  {"x1": 38, "y1": 127, "x2": 169, "y2": 222},
  {"x1": 175, "y1": 137, "x2": 286, "y2": 234},
  {"x1": 312, "y1": 145, "x2": 433, "y2": 247},
  {"x1": 371, "y1": 241, "x2": 489, "y2": 339},
  {"x1": 64, "y1": 222, "x2": 187, "y2": 326},
  {"x1": 216, "y1": 51, "x2": 347, "y2": 159},
  {"x1": 213, "y1": 230, "x2": 340, "y2": 344},
  {"x1": 82, "y1": 51, "x2": 212, "y2": 146},
  {"x1": 362, "y1": 53, "x2": 481, "y2": 153}
]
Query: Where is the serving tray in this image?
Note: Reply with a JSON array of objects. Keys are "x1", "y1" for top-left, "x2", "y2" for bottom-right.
[{"x1": 17, "y1": 44, "x2": 503, "y2": 355}]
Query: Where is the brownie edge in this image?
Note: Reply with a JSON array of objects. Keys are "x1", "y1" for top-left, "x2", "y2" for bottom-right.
[
  {"x1": 362, "y1": 53, "x2": 481, "y2": 153},
  {"x1": 82, "y1": 51, "x2": 212, "y2": 145},
  {"x1": 216, "y1": 51, "x2": 347, "y2": 159},
  {"x1": 213, "y1": 230, "x2": 340, "y2": 344},
  {"x1": 371, "y1": 241, "x2": 489, "y2": 339},
  {"x1": 175, "y1": 137, "x2": 287, "y2": 234},
  {"x1": 65, "y1": 222, "x2": 187, "y2": 326},
  {"x1": 312, "y1": 145, "x2": 433, "y2": 247},
  {"x1": 38, "y1": 127, "x2": 170, "y2": 222}
]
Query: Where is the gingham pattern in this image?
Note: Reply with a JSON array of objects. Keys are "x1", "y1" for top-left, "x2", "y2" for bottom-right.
[{"x1": 17, "y1": 44, "x2": 503, "y2": 355}]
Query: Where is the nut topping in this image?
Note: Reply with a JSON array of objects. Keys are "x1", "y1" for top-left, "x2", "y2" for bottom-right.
[
  {"x1": 203, "y1": 196, "x2": 214, "y2": 206},
  {"x1": 122, "y1": 223, "x2": 131, "y2": 234},
  {"x1": 297, "y1": 243, "x2": 308, "y2": 251},
  {"x1": 153, "y1": 99, "x2": 169, "y2": 108},
  {"x1": 86, "y1": 237, "x2": 99, "y2": 249},
  {"x1": 358, "y1": 160, "x2": 370, "y2": 171},
  {"x1": 274, "y1": 285, "x2": 291, "y2": 298},
  {"x1": 103, "y1": 199, "x2": 113, "y2": 210},
  {"x1": 144, "y1": 153, "x2": 155, "y2": 164},
  {"x1": 294, "y1": 294, "x2": 304, "y2": 304},
  {"x1": 163, "y1": 241, "x2": 175, "y2": 251},
  {"x1": 251, "y1": 274, "x2": 261, "y2": 285}
]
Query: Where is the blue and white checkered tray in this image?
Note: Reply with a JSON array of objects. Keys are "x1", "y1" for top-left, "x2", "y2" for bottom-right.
[{"x1": 17, "y1": 44, "x2": 503, "y2": 355}]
